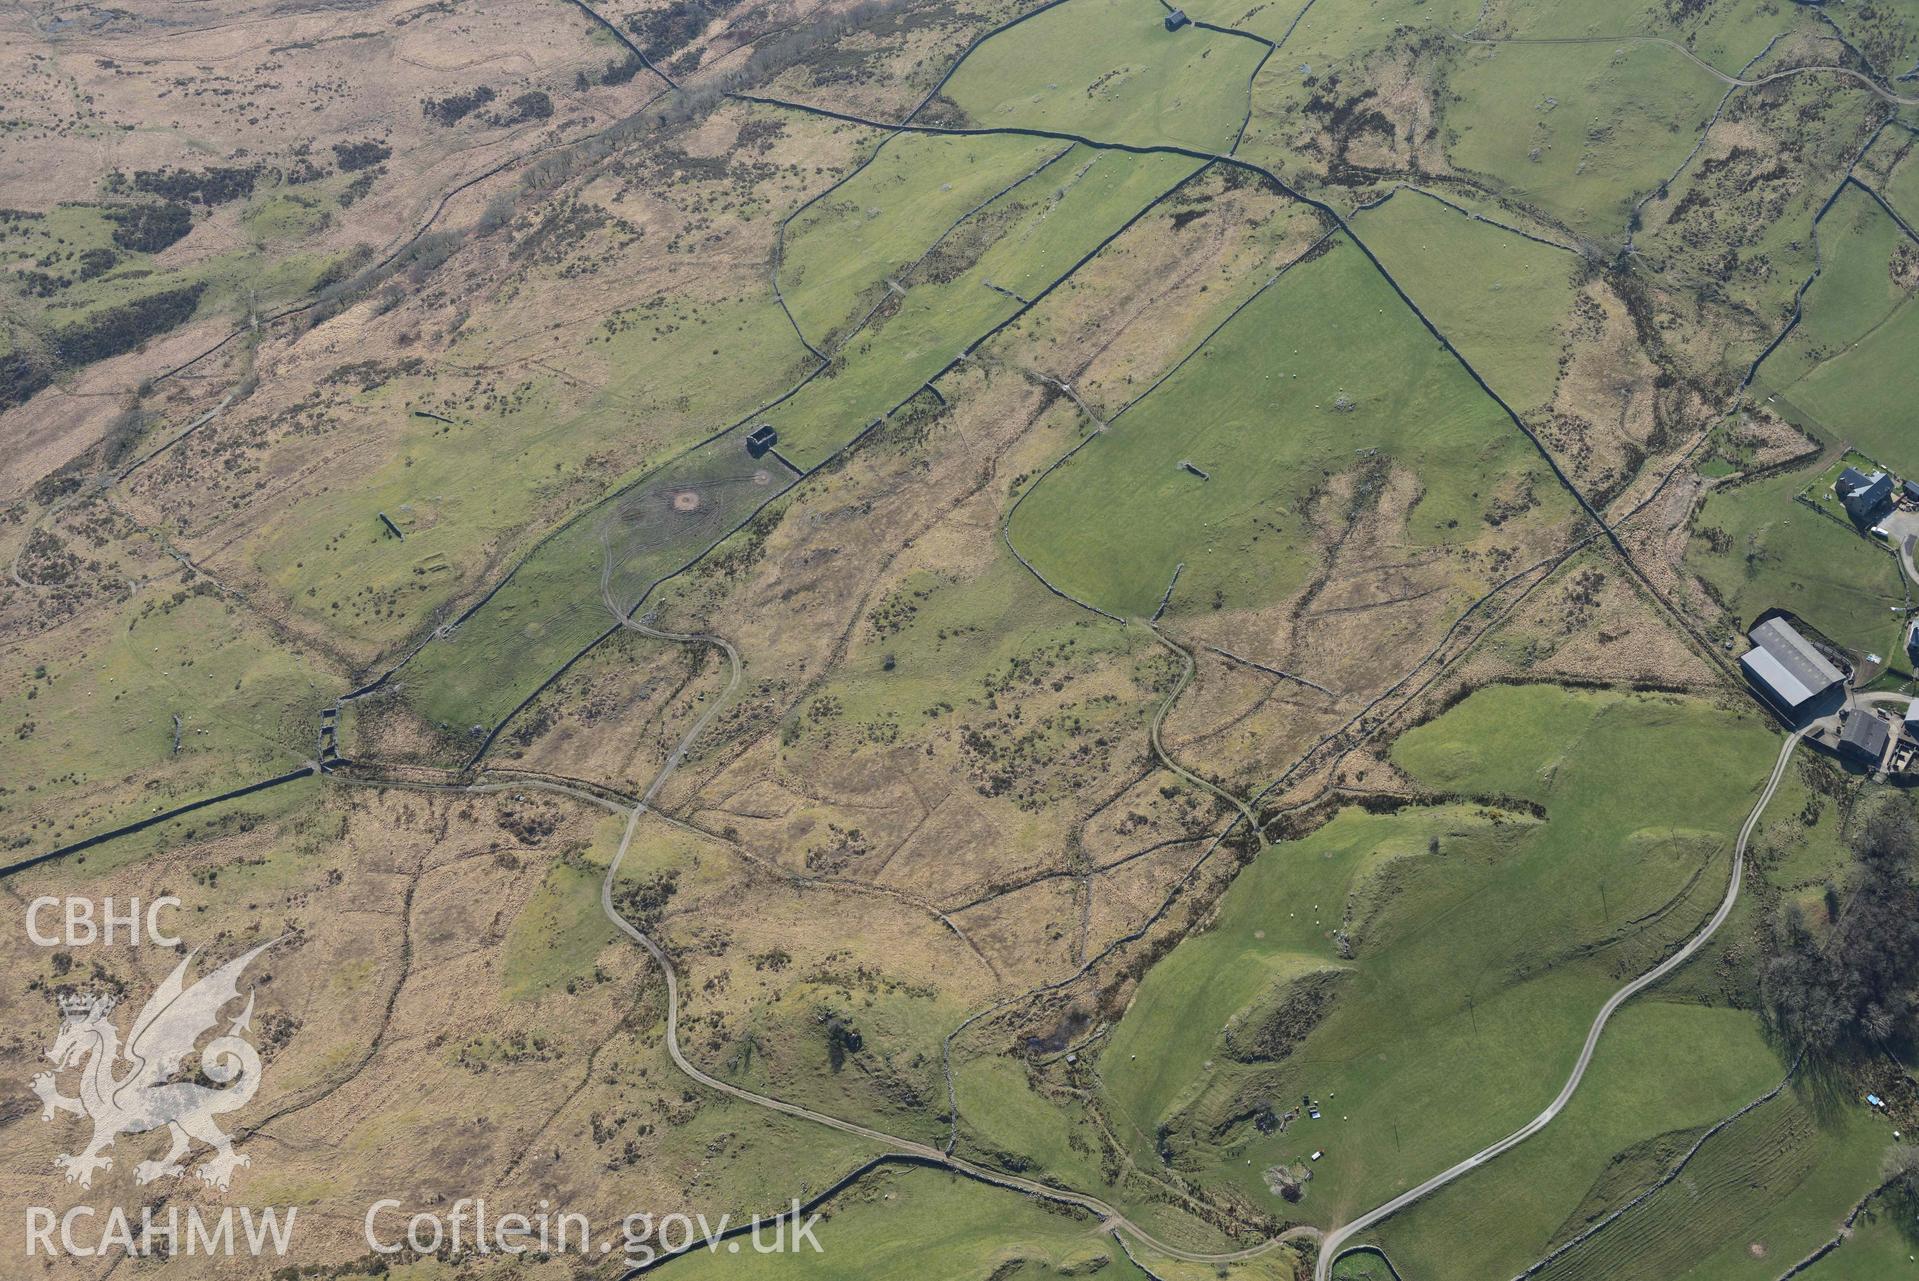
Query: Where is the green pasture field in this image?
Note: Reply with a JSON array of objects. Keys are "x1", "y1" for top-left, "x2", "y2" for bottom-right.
[
  {"x1": 951, "y1": 1036, "x2": 1278, "y2": 1253},
  {"x1": 779, "y1": 132, "x2": 1070, "y2": 347},
  {"x1": 772, "y1": 147, "x2": 1203, "y2": 467},
  {"x1": 1, "y1": 185, "x2": 346, "y2": 340},
  {"x1": 1759, "y1": 188, "x2": 1915, "y2": 393},
  {"x1": 392, "y1": 147, "x2": 1200, "y2": 736},
  {"x1": 1823, "y1": 2, "x2": 1919, "y2": 90},
  {"x1": 1444, "y1": 39, "x2": 1723, "y2": 240},
  {"x1": 1332, "y1": 1251, "x2": 1399, "y2": 1281},
  {"x1": 1191, "y1": 0, "x2": 1475, "y2": 66},
  {"x1": 1096, "y1": 683, "x2": 1782, "y2": 1230},
  {"x1": 1798, "y1": 1188, "x2": 1919, "y2": 1279},
  {"x1": 1532, "y1": 1088, "x2": 1886, "y2": 1281},
  {"x1": 1006, "y1": 233, "x2": 1563, "y2": 618},
  {"x1": 1222, "y1": 0, "x2": 1478, "y2": 179},
  {"x1": 1745, "y1": 753, "x2": 1860, "y2": 895},
  {"x1": 393, "y1": 148, "x2": 1197, "y2": 736},
  {"x1": 395, "y1": 425, "x2": 796, "y2": 736},
  {"x1": 1754, "y1": 186, "x2": 1919, "y2": 472},
  {"x1": 1365, "y1": 698, "x2": 1887, "y2": 1276},
  {"x1": 1684, "y1": 459, "x2": 1905, "y2": 658},
  {"x1": 237, "y1": 171, "x2": 366, "y2": 246},
  {"x1": 1635, "y1": 78, "x2": 1878, "y2": 332},
  {"x1": 1880, "y1": 127, "x2": 1919, "y2": 230},
  {"x1": 1482, "y1": 0, "x2": 1801, "y2": 74},
  {"x1": 1363, "y1": 1023, "x2": 1887, "y2": 1280},
  {"x1": 251, "y1": 288, "x2": 811, "y2": 661},
  {"x1": 721, "y1": 974, "x2": 969, "y2": 1147},
  {"x1": 1353, "y1": 1002, "x2": 1787, "y2": 1278},
  {"x1": 660, "y1": 1166, "x2": 1151, "y2": 1280},
  {"x1": 630, "y1": 1074, "x2": 887, "y2": 1233},
  {"x1": 501, "y1": 855, "x2": 619, "y2": 1000},
  {"x1": 982, "y1": 191, "x2": 1330, "y2": 412},
  {"x1": 1781, "y1": 290, "x2": 1919, "y2": 476},
  {"x1": 949, "y1": 1053, "x2": 1121, "y2": 1223},
  {"x1": 939, "y1": 0, "x2": 1266, "y2": 153},
  {"x1": 2, "y1": 772, "x2": 320, "y2": 879},
  {"x1": 0, "y1": 589, "x2": 329, "y2": 853},
  {"x1": 1350, "y1": 187, "x2": 1582, "y2": 413}
]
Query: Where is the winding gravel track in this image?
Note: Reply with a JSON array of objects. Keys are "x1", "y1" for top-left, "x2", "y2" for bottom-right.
[
  {"x1": 25, "y1": 0, "x2": 1857, "y2": 1262},
  {"x1": 593, "y1": 598, "x2": 1290, "y2": 1267},
  {"x1": 1148, "y1": 626, "x2": 1265, "y2": 834},
  {"x1": 601, "y1": 805, "x2": 1289, "y2": 1264},
  {"x1": 1314, "y1": 726, "x2": 1808, "y2": 1280}
]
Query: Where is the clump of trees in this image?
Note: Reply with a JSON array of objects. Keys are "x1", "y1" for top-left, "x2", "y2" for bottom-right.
[
  {"x1": 425, "y1": 85, "x2": 551, "y2": 127},
  {"x1": 1, "y1": 284, "x2": 205, "y2": 411},
  {"x1": 423, "y1": 85, "x2": 496, "y2": 126},
  {"x1": 98, "y1": 403, "x2": 148, "y2": 472},
  {"x1": 120, "y1": 164, "x2": 261, "y2": 206},
  {"x1": 50, "y1": 284, "x2": 205, "y2": 368},
  {"x1": 1762, "y1": 803, "x2": 1919, "y2": 1060},
  {"x1": 491, "y1": 91, "x2": 552, "y2": 125},
  {"x1": 104, "y1": 201, "x2": 192, "y2": 253},
  {"x1": 330, "y1": 140, "x2": 392, "y2": 172},
  {"x1": 818, "y1": 1009, "x2": 863, "y2": 1072}
]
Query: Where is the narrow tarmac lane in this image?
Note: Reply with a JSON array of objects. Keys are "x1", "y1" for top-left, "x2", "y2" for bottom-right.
[{"x1": 1314, "y1": 726, "x2": 1808, "y2": 1280}]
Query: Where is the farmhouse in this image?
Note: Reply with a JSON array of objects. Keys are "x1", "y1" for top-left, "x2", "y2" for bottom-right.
[
  {"x1": 1836, "y1": 466, "x2": 1893, "y2": 522},
  {"x1": 745, "y1": 424, "x2": 778, "y2": 457},
  {"x1": 1164, "y1": 7, "x2": 1189, "y2": 29},
  {"x1": 1740, "y1": 617, "x2": 1845, "y2": 718},
  {"x1": 1839, "y1": 709, "x2": 1892, "y2": 769}
]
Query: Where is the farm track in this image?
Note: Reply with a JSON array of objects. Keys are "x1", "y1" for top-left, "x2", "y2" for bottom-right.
[
  {"x1": 721, "y1": 87, "x2": 1739, "y2": 694},
  {"x1": 363, "y1": 0, "x2": 1787, "y2": 790},
  {"x1": 27, "y1": 0, "x2": 1878, "y2": 865},
  {"x1": 1626, "y1": 31, "x2": 1792, "y2": 242},
  {"x1": 1514, "y1": 1054, "x2": 1814, "y2": 1276},
  {"x1": 591, "y1": 568, "x2": 1294, "y2": 1270},
  {"x1": 1315, "y1": 728, "x2": 1809, "y2": 1280},
  {"x1": 7, "y1": 381, "x2": 246, "y2": 589},
  {"x1": 1147, "y1": 627, "x2": 1264, "y2": 832},
  {"x1": 18, "y1": 0, "x2": 1906, "y2": 1268},
  {"x1": 593, "y1": 535, "x2": 1003, "y2": 975},
  {"x1": 445, "y1": 153, "x2": 1215, "y2": 768},
  {"x1": 1513, "y1": 1071, "x2": 1805, "y2": 1281},
  {"x1": 0, "y1": 0, "x2": 1697, "y2": 1192}
]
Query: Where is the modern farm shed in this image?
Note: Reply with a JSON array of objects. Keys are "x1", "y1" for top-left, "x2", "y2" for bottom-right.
[{"x1": 1740, "y1": 617, "x2": 1843, "y2": 717}]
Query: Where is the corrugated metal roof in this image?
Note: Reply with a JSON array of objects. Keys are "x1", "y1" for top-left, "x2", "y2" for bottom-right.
[
  {"x1": 1741, "y1": 646, "x2": 1819, "y2": 708},
  {"x1": 1748, "y1": 617, "x2": 1843, "y2": 706}
]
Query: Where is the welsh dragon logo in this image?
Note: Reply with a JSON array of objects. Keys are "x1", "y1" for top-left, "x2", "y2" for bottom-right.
[{"x1": 32, "y1": 939, "x2": 278, "y2": 1190}]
